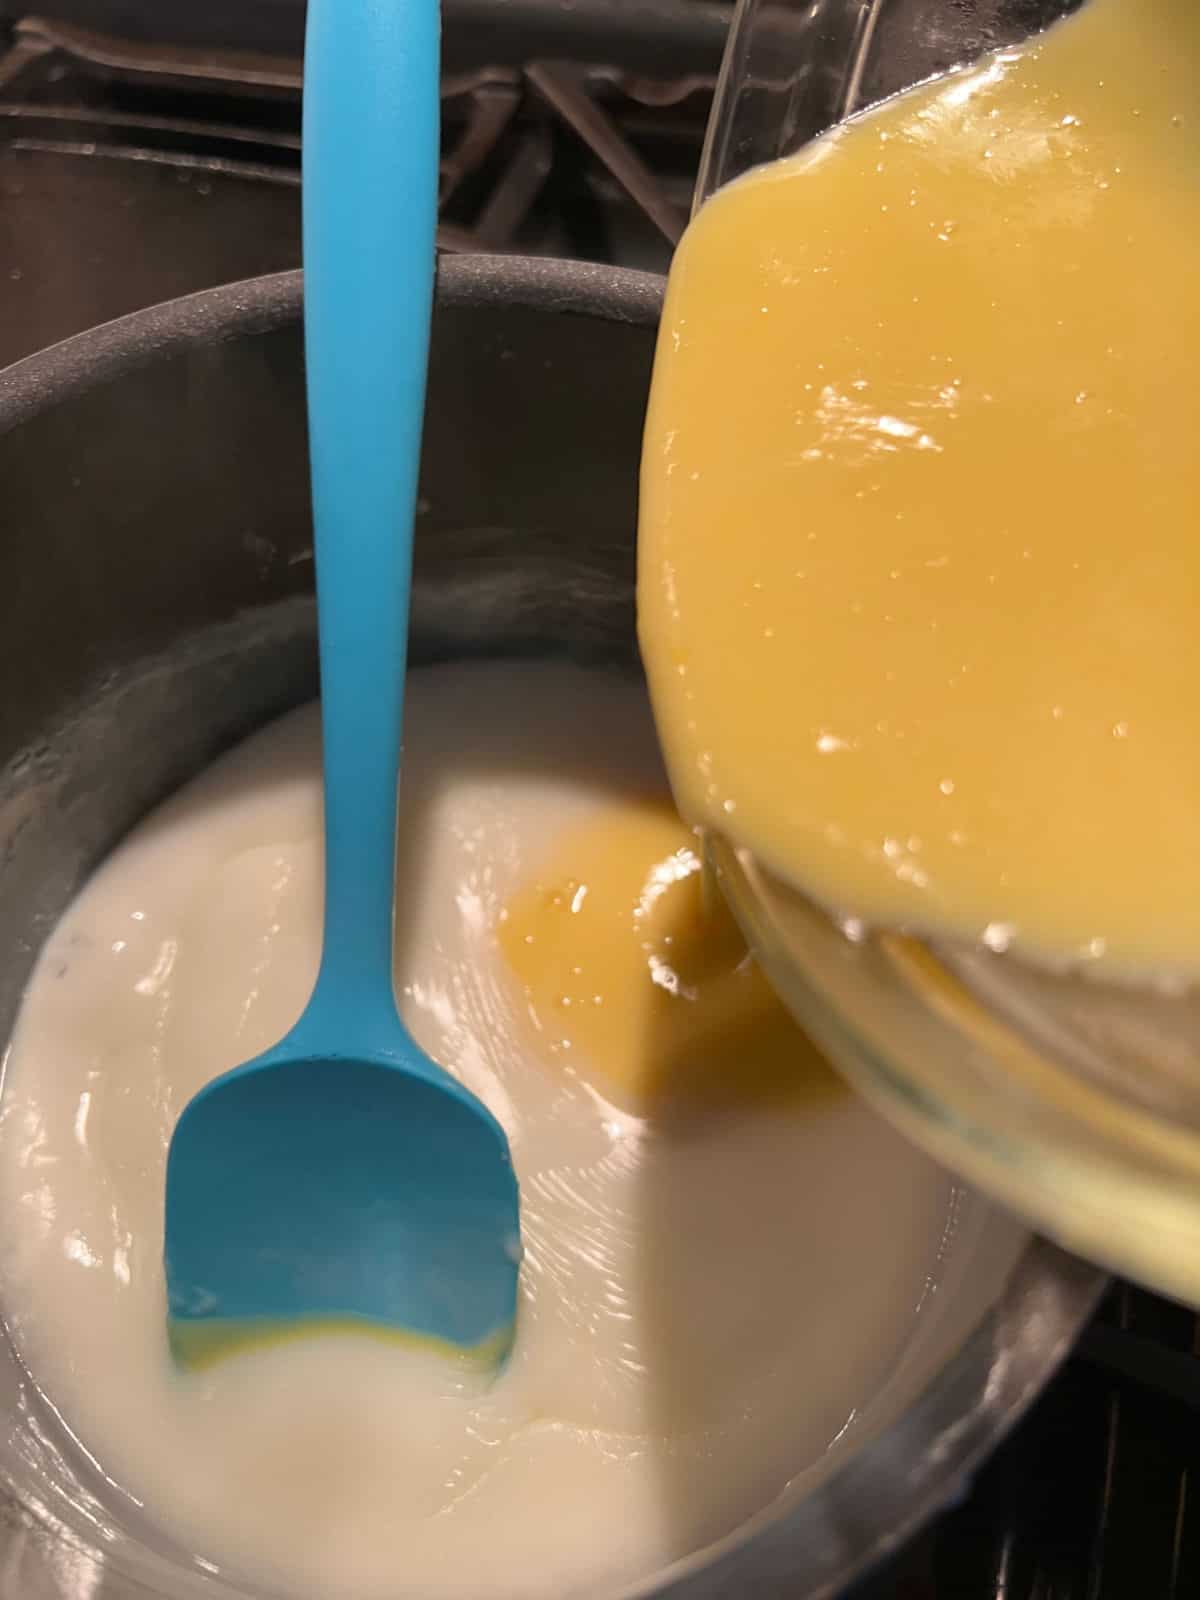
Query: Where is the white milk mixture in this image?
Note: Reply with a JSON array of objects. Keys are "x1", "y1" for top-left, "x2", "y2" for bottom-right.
[{"x1": 0, "y1": 661, "x2": 961, "y2": 1598}]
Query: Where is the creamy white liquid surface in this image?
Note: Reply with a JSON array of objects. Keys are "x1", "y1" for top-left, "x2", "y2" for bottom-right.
[{"x1": 0, "y1": 661, "x2": 960, "y2": 1599}]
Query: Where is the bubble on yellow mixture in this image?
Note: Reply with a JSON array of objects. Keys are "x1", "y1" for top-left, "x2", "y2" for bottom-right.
[{"x1": 497, "y1": 800, "x2": 843, "y2": 1118}]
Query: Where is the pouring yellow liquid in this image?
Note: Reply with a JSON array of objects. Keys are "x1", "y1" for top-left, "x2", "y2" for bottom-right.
[
  {"x1": 498, "y1": 800, "x2": 841, "y2": 1118},
  {"x1": 639, "y1": 0, "x2": 1200, "y2": 980}
]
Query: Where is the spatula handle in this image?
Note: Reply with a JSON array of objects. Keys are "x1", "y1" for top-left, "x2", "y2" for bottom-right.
[{"x1": 302, "y1": 0, "x2": 439, "y2": 1018}]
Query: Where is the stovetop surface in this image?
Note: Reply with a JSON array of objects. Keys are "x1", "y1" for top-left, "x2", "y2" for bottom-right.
[
  {"x1": 2, "y1": 7, "x2": 1198, "y2": 1596},
  {"x1": 0, "y1": 0, "x2": 704, "y2": 365}
]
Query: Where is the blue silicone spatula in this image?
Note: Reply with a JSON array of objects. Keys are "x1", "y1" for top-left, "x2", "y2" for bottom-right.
[{"x1": 163, "y1": 0, "x2": 521, "y2": 1371}]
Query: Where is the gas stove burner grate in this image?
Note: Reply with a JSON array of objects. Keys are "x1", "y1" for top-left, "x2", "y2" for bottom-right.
[{"x1": 0, "y1": 6, "x2": 711, "y2": 283}]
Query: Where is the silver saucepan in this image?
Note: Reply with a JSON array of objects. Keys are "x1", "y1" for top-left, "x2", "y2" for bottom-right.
[{"x1": 0, "y1": 256, "x2": 1103, "y2": 1600}]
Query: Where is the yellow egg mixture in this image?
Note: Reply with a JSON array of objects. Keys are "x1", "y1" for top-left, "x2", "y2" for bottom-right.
[
  {"x1": 499, "y1": 801, "x2": 831, "y2": 1118},
  {"x1": 639, "y1": 0, "x2": 1200, "y2": 979}
]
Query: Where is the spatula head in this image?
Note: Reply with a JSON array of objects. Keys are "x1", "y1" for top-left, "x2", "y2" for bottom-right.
[{"x1": 165, "y1": 1048, "x2": 521, "y2": 1370}]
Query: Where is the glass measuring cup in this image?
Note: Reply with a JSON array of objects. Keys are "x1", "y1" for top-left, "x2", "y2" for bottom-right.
[{"x1": 690, "y1": 0, "x2": 1200, "y2": 1304}]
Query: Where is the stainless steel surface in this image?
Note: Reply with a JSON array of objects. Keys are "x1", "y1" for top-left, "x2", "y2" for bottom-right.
[{"x1": 0, "y1": 0, "x2": 719, "y2": 367}]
